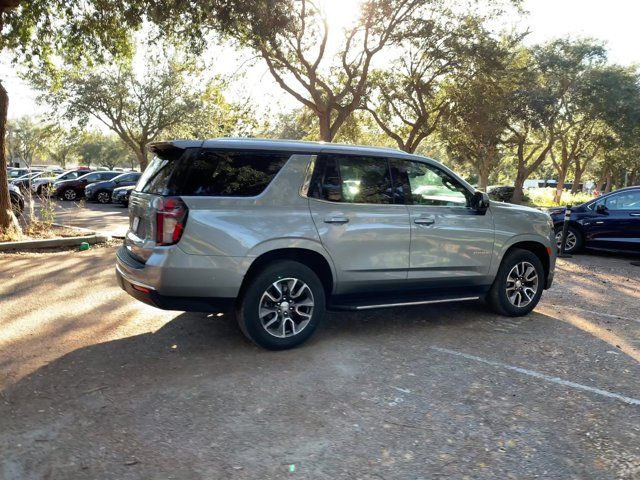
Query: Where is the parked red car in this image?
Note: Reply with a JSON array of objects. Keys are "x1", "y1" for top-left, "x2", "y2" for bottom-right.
[{"x1": 52, "y1": 171, "x2": 121, "y2": 201}]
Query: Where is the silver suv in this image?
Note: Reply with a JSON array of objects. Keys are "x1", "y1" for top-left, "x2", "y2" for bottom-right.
[{"x1": 116, "y1": 139, "x2": 556, "y2": 349}]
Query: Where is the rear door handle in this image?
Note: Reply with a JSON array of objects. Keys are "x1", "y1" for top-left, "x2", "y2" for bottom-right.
[
  {"x1": 324, "y1": 216, "x2": 349, "y2": 224},
  {"x1": 414, "y1": 217, "x2": 435, "y2": 226},
  {"x1": 630, "y1": 213, "x2": 640, "y2": 217}
]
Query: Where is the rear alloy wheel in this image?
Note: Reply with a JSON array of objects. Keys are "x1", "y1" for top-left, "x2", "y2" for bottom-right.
[
  {"x1": 487, "y1": 248, "x2": 544, "y2": 316},
  {"x1": 97, "y1": 191, "x2": 111, "y2": 204},
  {"x1": 554, "y1": 226, "x2": 582, "y2": 254},
  {"x1": 63, "y1": 188, "x2": 77, "y2": 201},
  {"x1": 236, "y1": 260, "x2": 325, "y2": 350}
]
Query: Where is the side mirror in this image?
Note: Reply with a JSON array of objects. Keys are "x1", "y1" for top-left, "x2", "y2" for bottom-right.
[
  {"x1": 596, "y1": 204, "x2": 607, "y2": 214},
  {"x1": 471, "y1": 191, "x2": 490, "y2": 212}
]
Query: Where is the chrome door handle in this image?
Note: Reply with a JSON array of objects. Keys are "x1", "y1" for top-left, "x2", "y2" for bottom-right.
[
  {"x1": 414, "y1": 217, "x2": 435, "y2": 226},
  {"x1": 324, "y1": 216, "x2": 349, "y2": 224},
  {"x1": 630, "y1": 213, "x2": 640, "y2": 217}
]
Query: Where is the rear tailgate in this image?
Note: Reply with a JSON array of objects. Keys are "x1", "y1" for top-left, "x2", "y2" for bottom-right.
[{"x1": 124, "y1": 142, "x2": 200, "y2": 262}]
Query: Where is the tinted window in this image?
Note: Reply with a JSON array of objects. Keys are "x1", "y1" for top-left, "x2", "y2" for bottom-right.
[
  {"x1": 176, "y1": 150, "x2": 289, "y2": 197},
  {"x1": 594, "y1": 190, "x2": 640, "y2": 210},
  {"x1": 113, "y1": 173, "x2": 137, "y2": 183},
  {"x1": 138, "y1": 156, "x2": 177, "y2": 195},
  {"x1": 60, "y1": 171, "x2": 80, "y2": 180},
  {"x1": 390, "y1": 159, "x2": 470, "y2": 207},
  {"x1": 309, "y1": 155, "x2": 394, "y2": 204}
]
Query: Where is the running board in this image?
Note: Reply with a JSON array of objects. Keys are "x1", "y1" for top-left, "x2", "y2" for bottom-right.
[{"x1": 329, "y1": 296, "x2": 481, "y2": 311}]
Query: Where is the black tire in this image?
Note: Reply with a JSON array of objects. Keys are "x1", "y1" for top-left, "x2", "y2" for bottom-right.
[
  {"x1": 96, "y1": 190, "x2": 112, "y2": 204},
  {"x1": 63, "y1": 188, "x2": 77, "y2": 201},
  {"x1": 487, "y1": 248, "x2": 545, "y2": 317},
  {"x1": 236, "y1": 260, "x2": 326, "y2": 350},
  {"x1": 554, "y1": 225, "x2": 583, "y2": 254}
]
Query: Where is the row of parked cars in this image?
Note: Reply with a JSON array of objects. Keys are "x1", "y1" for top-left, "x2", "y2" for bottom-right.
[{"x1": 6, "y1": 166, "x2": 140, "y2": 214}]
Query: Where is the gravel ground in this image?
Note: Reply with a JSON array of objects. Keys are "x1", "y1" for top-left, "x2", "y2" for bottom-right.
[{"x1": 0, "y1": 246, "x2": 639, "y2": 479}]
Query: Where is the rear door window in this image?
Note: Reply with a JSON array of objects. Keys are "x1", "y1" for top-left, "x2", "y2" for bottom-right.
[
  {"x1": 175, "y1": 149, "x2": 290, "y2": 197},
  {"x1": 309, "y1": 155, "x2": 394, "y2": 204}
]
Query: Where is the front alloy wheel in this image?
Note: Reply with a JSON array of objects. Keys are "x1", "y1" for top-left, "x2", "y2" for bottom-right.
[
  {"x1": 487, "y1": 248, "x2": 544, "y2": 316},
  {"x1": 505, "y1": 261, "x2": 539, "y2": 308}
]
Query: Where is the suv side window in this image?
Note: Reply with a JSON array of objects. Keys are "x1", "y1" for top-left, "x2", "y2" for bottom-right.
[
  {"x1": 390, "y1": 159, "x2": 470, "y2": 207},
  {"x1": 309, "y1": 154, "x2": 394, "y2": 204},
  {"x1": 175, "y1": 149, "x2": 289, "y2": 197}
]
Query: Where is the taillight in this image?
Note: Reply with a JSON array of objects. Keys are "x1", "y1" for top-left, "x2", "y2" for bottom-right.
[{"x1": 155, "y1": 196, "x2": 188, "y2": 246}]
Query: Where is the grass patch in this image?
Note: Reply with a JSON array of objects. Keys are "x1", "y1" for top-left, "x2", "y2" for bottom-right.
[{"x1": 525, "y1": 188, "x2": 595, "y2": 208}]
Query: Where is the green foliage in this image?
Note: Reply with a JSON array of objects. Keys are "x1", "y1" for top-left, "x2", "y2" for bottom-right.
[
  {"x1": 440, "y1": 31, "x2": 528, "y2": 189},
  {"x1": 34, "y1": 50, "x2": 219, "y2": 170},
  {"x1": 1, "y1": 1, "x2": 143, "y2": 69},
  {"x1": 166, "y1": 81, "x2": 259, "y2": 140},
  {"x1": 76, "y1": 131, "x2": 134, "y2": 169},
  {"x1": 526, "y1": 188, "x2": 594, "y2": 208},
  {"x1": 6, "y1": 116, "x2": 51, "y2": 166}
]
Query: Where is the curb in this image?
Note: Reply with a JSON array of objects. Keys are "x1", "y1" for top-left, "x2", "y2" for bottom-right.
[
  {"x1": 0, "y1": 234, "x2": 111, "y2": 252},
  {"x1": 52, "y1": 222, "x2": 96, "y2": 234}
]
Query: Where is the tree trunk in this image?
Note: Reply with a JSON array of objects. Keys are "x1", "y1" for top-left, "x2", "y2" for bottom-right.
[
  {"x1": 553, "y1": 169, "x2": 568, "y2": 205},
  {"x1": 512, "y1": 168, "x2": 527, "y2": 204},
  {"x1": 135, "y1": 147, "x2": 149, "y2": 171},
  {"x1": 571, "y1": 167, "x2": 584, "y2": 194},
  {"x1": 596, "y1": 168, "x2": 608, "y2": 193},
  {"x1": 318, "y1": 113, "x2": 332, "y2": 142},
  {"x1": 477, "y1": 167, "x2": 489, "y2": 192},
  {"x1": 604, "y1": 172, "x2": 613, "y2": 193},
  {"x1": 0, "y1": 80, "x2": 20, "y2": 234}
]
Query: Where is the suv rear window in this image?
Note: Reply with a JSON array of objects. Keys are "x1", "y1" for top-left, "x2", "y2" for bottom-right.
[
  {"x1": 175, "y1": 149, "x2": 290, "y2": 197},
  {"x1": 137, "y1": 147, "x2": 290, "y2": 197}
]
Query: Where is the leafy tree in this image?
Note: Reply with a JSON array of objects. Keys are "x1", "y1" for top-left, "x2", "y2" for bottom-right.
[
  {"x1": 440, "y1": 33, "x2": 526, "y2": 191},
  {"x1": 44, "y1": 125, "x2": 80, "y2": 168},
  {"x1": 6, "y1": 116, "x2": 51, "y2": 167},
  {"x1": 77, "y1": 131, "x2": 135, "y2": 170},
  {"x1": 364, "y1": 14, "x2": 488, "y2": 153},
  {"x1": 0, "y1": 0, "x2": 145, "y2": 233},
  {"x1": 37, "y1": 54, "x2": 207, "y2": 171},
  {"x1": 152, "y1": 0, "x2": 425, "y2": 141},
  {"x1": 549, "y1": 58, "x2": 639, "y2": 203},
  {"x1": 166, "y1": 80, "x2": 259, "y2": 140}
]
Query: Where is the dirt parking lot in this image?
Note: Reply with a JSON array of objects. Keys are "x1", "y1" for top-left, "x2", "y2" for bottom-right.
[{"x1": 1, "y1": 242, "x2": 639, "y2": 479}]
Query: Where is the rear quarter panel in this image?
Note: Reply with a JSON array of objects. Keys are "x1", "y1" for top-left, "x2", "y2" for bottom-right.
[{"x1": 178, "y1": 154, "x2": 328, "y2": 261}]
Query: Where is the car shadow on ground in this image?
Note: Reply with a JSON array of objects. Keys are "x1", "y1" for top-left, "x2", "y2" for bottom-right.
[
  {"x1": 0, "y1": 301, "x2": 492, "y2": 397},
  {"x1": 3, "y1": 302, "x2": 639, "y2": 479},
  {"x1": 2, "y1": 297, "x2": 635, "y2": 405}
]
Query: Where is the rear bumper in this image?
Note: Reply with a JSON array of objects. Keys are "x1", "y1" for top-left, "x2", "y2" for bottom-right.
[
  {"x1": 115, "y1": 245, "x2": 244, "y2": 311},
  {"x1": 116, "y1": 265, "x2": 234, "y2": 312}
]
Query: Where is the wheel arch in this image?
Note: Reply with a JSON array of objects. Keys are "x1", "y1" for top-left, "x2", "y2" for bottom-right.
[
  {"x1": 503, "y1": 240, "x2": 550, "y2": 282},
  {"x1": 240, "y1": 247, "x2": 336, "y2": 300},
  {"x1": 554, "y1": 219, "x2": 584, "y2": 234}
]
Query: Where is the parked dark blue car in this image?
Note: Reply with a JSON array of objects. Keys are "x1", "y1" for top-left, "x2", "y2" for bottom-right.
[
  {"x1": 84, "y1": 172, "x2": 141, "y2": 204},
  {"x1": 549, "y1": 186, "x2": 640, "y2": 254}
]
